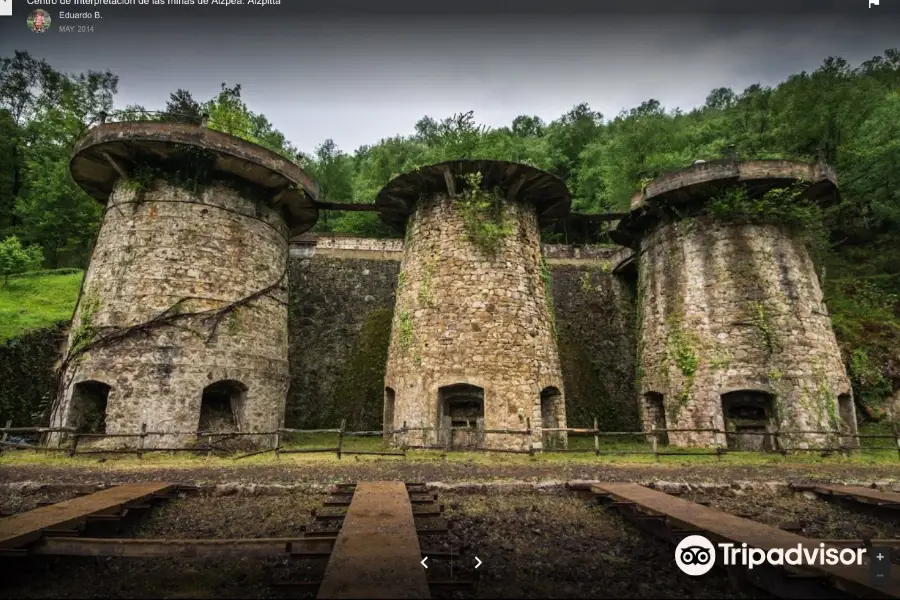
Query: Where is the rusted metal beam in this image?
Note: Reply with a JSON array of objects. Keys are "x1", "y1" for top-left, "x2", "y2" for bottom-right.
[
  {"x1": 428, "y1": 581, "x2": 475, "y2": 592},
  {"x1": 29, "y1": 537, "x2": 334, "y2": 558},
  {"x1": 315, "y1": 504, "x2": 443, "y2": 518}
]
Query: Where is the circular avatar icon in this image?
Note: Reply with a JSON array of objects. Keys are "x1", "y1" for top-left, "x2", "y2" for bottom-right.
[
  {"x1": 675, "y1": 534, "x2": 716, "y2": 576},
  {"x1": 28, "y1": 9, "x2": 52, "y2": 33}
]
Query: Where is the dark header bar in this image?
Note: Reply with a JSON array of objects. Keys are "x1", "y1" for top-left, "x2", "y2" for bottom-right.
[{"x1": 2, "y1": 0, "x2": 898, "y2": 17}]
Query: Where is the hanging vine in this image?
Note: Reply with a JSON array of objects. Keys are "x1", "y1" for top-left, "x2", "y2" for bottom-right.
[{"x1": 50, "y1": 268, "x2": 288, "y2": 418}]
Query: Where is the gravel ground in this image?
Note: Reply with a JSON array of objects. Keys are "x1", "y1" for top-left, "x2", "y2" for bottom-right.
[
  {"x1": 130, "y1": 495, "x2": 325, "y2": 539},
  {"x1": 678, "y1": 489, "x2": 900, "y2": 540},
  {"x1": 0, "y1": 460, "x2": 898, "y2": 488},
  {"x1": 0, "y1": 488, "x2": 83, "y2": 516},
  {"x1": 423, "y1": 491, "x2": 758, "y2": 599}
]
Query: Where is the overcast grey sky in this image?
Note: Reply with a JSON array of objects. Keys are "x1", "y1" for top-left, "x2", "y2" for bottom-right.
[{"x1": 1, "y1": 1, "x2": 897, "y2": 155}]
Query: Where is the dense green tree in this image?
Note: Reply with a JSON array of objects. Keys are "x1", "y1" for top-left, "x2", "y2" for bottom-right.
[
  {"x1": 163, "y1": 89, "x2": 202, "y2": 123},
  {"x1": 0, "y1": 235, "x2": 43, "y2": 285},
  {"x1": 0, "y1": 109, "x2": 19, "y2": 233},
  {"x1": 203, "y1": 83, "x2": 300, "y2": 161}
]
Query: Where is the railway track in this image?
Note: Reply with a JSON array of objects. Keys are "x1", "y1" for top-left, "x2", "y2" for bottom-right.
[
  {"x1": 577, "y1": 482, "x2": 899, "y2": 599},
  {"x1": 0, "y1": 482, "x2": 194, "y2": 555},
  {"x1": 2, "y1": 480, "x2": 897, "y2": 598}
]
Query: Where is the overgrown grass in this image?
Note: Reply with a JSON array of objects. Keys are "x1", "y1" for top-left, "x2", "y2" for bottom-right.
[
  {"x1": 2, "y1": 423, "x2": 896, "y2": 469},
  {"x1": 0, "y1": 271, "x2": 82, "y2": 341}
]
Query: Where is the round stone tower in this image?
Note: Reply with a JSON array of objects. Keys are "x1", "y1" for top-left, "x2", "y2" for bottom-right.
[
  {"x1": 51, "y1": 121, "x2": 319, "y2": 448},
  {"x1": 612, "y1": 160, "x2": 855, "y2": 450},
  {"x1": 377, "y1": 160, "x2": 570, "y2": 451}
]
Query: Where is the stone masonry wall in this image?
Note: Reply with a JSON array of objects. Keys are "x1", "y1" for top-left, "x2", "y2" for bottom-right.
[
  {"x1": 636, "y1": 217, "x2": 854, "y2": 448},
  {"x1": 552, "y1": 262, "x2": 638, "y2": 430},
  {"x1": 14, "y1": 235, "x2": 636, "y2": 438},
  {"x1": 383, "y1": 194, "x2": 566, "y2": 451},
  {"x1": 284, "y1": 241, "x2": 638, "y2": 434},
  {"x1": 51, "y1": 179, "x2": 290, "y2": 447},
  {"x1": 287, "y1": 255, "x2": 399, "y2": 428}
]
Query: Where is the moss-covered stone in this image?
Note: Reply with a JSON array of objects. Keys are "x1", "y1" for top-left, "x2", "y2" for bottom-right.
[
  {"x1": 286, "y1": 255, "x2": 399, "y2": 429},
  {"x1": 0, "y1": 323, "x2": 67, "y2": 427},
  {"x1": 328, "y1": 308, "x2": 394, "y2": 430},
  {"x1": 551, "y1": 264, "x2": 639, "y2": 430}
]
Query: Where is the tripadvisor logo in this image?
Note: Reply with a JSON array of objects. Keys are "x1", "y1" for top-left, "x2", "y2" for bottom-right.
[
  {"x1": 675, "y1": 534, "x2": 867, "y2": 576},
  {"x1": 675, "y1": 535, "x2": 716, "y2": 576}
]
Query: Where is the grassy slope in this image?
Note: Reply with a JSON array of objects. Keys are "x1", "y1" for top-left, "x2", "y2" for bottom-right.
[{"x1": 0, "y1": 271, "x2": 82, "y2": 342}]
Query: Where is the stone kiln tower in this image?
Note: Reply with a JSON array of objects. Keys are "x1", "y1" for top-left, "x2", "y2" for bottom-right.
[
  {"x1": 52, "y1": 121, "x2": 319, "y2": 447},
  {"x1": 612, "y1": 160, "x2": 855, "y2": 450},
  {"x1": 377, "y1": 160, "x2": 570, "y2": 451}
]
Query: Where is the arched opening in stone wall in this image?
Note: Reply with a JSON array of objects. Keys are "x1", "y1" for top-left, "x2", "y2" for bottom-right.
[
  {"x1": 721, "y1": 390, "x2": 775, "y2": 451},
  {"x1": 383, "y1": 387, "x2": 396, "y2": 444},
  {"x1": 438, "y1": 383, "x2": 485, "y2": 449},
  {"x1": 68, "y1": 380, "x2": 111, "y2": 434},
  {"x1": 641, "y1": 392, "x2": 668, "y2": 445},
  {"x1": 838, "y1": 393, "x2": 859, "y2": 448},
  {"x1": 540, "y1": 386, "x2": 564, "y2": 450},
  {"x1": 199, "y1": 380, "x2": 246, "y2": 433}
]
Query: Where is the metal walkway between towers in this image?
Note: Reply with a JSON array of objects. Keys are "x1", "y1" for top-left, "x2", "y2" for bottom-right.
[{"x1": 316, "y1": 481, "x2": 432, "y2": 599}]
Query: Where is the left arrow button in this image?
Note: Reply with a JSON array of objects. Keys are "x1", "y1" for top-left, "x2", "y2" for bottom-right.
[{"x1": 421, "y1": 556, "x2": 429, "y2": 569}]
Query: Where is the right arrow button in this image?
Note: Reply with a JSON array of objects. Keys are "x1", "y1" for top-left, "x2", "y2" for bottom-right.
[{"x1": 475, "y1": 556, "x2": 482, "y2": 569}]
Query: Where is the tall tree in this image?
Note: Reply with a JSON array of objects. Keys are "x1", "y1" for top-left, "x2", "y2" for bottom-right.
[{"x1": 164, "y1": 89, "x2": 202, "y2": 123}]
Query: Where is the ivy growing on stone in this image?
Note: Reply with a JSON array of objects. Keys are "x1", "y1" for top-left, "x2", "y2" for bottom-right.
[
  {"x1": 418, "y1": 255, "x2": 437, "y2": 307},
  {"x1": 69, "y1": 290, "x2": 100, "y2": 357},
  {"x1": 456, "y1": 172, "x2": 512, "y2": 256},
  {"x1": 579, "y1": 270, "x2": 592, "y2": 293},
  {"x1": 397, "y1": 311, "x2": 413, "y2": 351},
  {"x1": 749, "y1": 301, "x2": 780, "y2": 354},
  {"x1": 540, "y1": 255, "x2": 556, "y2": 334},
  {"x1": 668, "y1": 327, "x2": 699, "y2": 378},
  {"x1": 665, "y1": 321, "x2": 699, "y2": 421}
]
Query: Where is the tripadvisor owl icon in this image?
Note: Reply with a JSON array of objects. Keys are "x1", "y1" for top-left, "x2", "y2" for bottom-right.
[
  {"x1": 675, "y1": 535, "x2": 716, "y2": 576},
  {"x1": 28, "y1": 9, "x2": 51, "y2": 33}
]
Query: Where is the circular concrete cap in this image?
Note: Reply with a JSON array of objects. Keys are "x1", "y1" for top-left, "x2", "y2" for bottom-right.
[
  {"x1": 70, "y1": 121, "x2": 320, "y2": 236},
  {"x1": 375, "y1": 159, "x2": 571, "y2": 227},
  {"x1": 610, "y1": 159, "x2": 839, "y2": 248}
]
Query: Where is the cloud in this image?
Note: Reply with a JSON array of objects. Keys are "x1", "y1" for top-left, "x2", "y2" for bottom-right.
[{"x1": 1, "y1": 12, "x2": 897, "y2": 154}]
